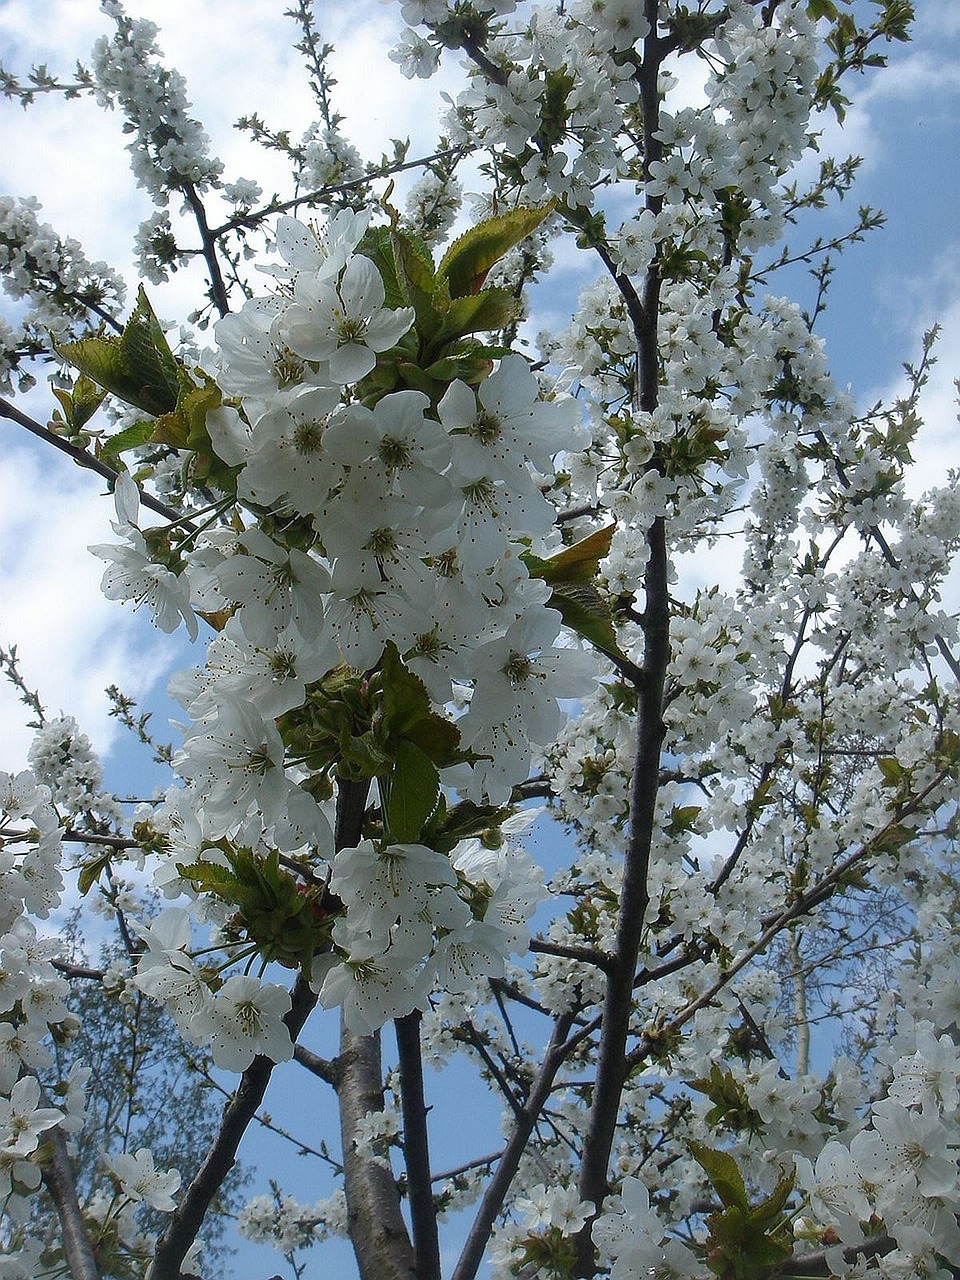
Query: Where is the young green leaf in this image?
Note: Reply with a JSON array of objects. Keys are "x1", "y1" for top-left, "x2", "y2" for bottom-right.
[{"x1": 438, "y1": 202, "x2": 555, "y2": 298}]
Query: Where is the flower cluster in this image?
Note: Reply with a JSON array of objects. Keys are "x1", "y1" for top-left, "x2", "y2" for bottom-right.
[
  {"x1": 0, "y1": 194, "x2": 126, "y2": 391},
  {"x1": 0, "y1": 773, "x2": 72, "y2": 1217},
  {"x1": 92, "y1": 1, "x2": 223, "y2": 204},
  {"x1": 89, "y1": 205, "x2": 595, "y2": 1048}
]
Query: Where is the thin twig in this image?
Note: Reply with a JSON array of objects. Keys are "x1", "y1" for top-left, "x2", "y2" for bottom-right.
[{"x1": 0, "y1": 396, "x2": 189, "y2": 526}]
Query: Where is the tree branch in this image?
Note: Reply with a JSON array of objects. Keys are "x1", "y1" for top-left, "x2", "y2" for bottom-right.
[
  {"x1": 451, "y1": 1009, "x2": 577, "y2": 1280},
  {"x1": 42, "y1": 1124, "x2": 102, "y2": 1280},
  {"x1": 293, "y1": 1043, "x2": 339, "y2": 1086},
  {"x1": 574, "y1": 19, "x2": 670, "y2": 1270},
  {"x1": 0, "y1": 397, "x2": 189, "y2": 526},
  {"x1": 395, "y1": 1010, "x2": 441, "y2": 1280},
  {"x1": 149, "y1": 975, "x2": 318, "y2": 1280},
  {"x1": 181, "y1": 181, "x2": 231, "y2": 318},
  {"x1": 331, "y1": 775, "x2": 417, "y2": 1280},
  {"x1": 338, "y1": 1023, "x2": 418, "y2": 1280}
]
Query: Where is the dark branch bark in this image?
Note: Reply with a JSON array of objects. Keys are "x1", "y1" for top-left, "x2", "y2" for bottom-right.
[
  {"x1": 395, "y1": 1011, "x2": 441, "y2": 1280},
  {"x1": 293, "y1": 1043, "x2": 338, "y2": 1086},
  {"x1": 0, "y1": 397, "x2": 189, "y2": 525},
  {"x1": 150, "y1": 976, "x2": 317, "y2": 1280},
  {"x1": 451, "y1": 1010, "x2": 577, "y2": 1280},
  {"x1": 42, "y1": 1124, "x2": 102, "y2": 1280},
  {"x1": 182, "y1": 182, "x2": 231, "y2": 318},
  {"x1": 332, "y1": 776, "x2": 417, "y2": 1280},
  {"x1": 779, "y1": 1233, "x2": 895, "y2": 1275},
  {"x1": 338, "y1": 1024, "x2": 418, "y2": 1280},
  {"x1": 575, "y1": 517, "x2": 669, "y2": 1212},
  {"x1": 573, "y1": 15, "x2": 670, "y2": 1272}
]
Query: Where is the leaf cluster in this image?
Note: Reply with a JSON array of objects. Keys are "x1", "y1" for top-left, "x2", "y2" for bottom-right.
[
  {"x1": 688, "y1": 1141, "x2": 796, "y2": 1279},
  {"x1": 177, "y1": 847, "x2": 337, "y2": 969}
]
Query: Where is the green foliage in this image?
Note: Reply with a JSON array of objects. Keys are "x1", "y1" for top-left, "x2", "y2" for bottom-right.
[
  {"x1": 382, "y1": 738, "x2": 440, "y2": 843},
  {"x1": 420, "y1": 796, "x2": 511, "y2": 856},
  {"x1": 56, "y1": 286, "x2": 181, "y2": 417},
  {"x1": 377, "y1": 644, "x2": 473, "y2": 842},
  {"x1": 50, "y1": 373, "x2": 106, "y2": 436},
  {"x1": 689, "y1": 1063, "x2": 764, "y2": 1136},
  {"x1": 688, "y1": 1142, "x2": 796, "y2": 1279},
  {"x1": 177, "y1": 847, "x2": 337, "y2": 968},
  {"x1": 357, "y1": 212, "x2": 543, "y2": 405},
  {"x1": 437, "y1": 202, "x2": 555, "y2": 298},
  {"x1": 522, "y1": 525, "x2": 628, "y2": 662},
  {"x1": 279, "y1": 647, "x2": 475, "y2": 843}
]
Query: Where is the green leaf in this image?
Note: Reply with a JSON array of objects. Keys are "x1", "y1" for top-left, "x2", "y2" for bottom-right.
[
  {"x1": 523, "y1": 524, "x2": 616, "y2": 585},
  {"x1": 391, "y1": 226, "x2": 437, "y2": 295},
  {"x1": 438, "y1": 202, "x2": 555, "y2": 298},
  {"x1": 383, "y1": 739, "x2": 440, "y2": 843},
  {"x1": 546, "y1": 580, "x2": 623, "y2": 659},
  {"x1": 436, "y1": 288, "x2": 517, "y2": 342},
  {"x1": 176, "y1": 860, "x2": 247, "y2": 902},
  {"x1": 688, "y1": 1140, "x2": 750, "y2": 1211},
  {"x1": 748, "y1": 1167, "x2": 796, "y2": 1228},
  {"x1": 391, "y1": 229, "x2": 448, "y2": 343},
  {"x1": 396, "y1": 361, "x2": 442, "y2": 398},
  {"x1": 380, "y1": 643, "x2": 433, "y2": 740},
  {"x1": 422, "y1": 798, "x2": 511, "y2": 855},
  {"x1": 78, "y1": 851, "x2": 112, "y2": 896},
  {"x1": 52, "y1": 374, "x2": 107, "y2": 432},
  {"x1": 100, "y1": 418, "x2": 158, "y2": 458},
  {"x1": 55, "y1": 286, "x2": 181, "y2": 417},
  {"x1": 152, "y1": 375, "x2": 223, "y2": 452},
  {"x1": 357, "y1": 226, "x2": 406, "y2": 310},
  {"x1": 422, "y1": 352, "x2": 497, "y2": 383},
  {"x1": 522, "y1": 525, "x2": 628, "y2": 661},
  {"x1": 404, "y1": 712, "x2": 466, "y2": 769},
  {"x1": 807, "y1": 0, "x2": 838, "y2": 18}
]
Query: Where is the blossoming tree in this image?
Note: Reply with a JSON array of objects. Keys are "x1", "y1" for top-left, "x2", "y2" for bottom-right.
[{"x1": 1, "y1": 1, "x2": 958, "y2": 1278}]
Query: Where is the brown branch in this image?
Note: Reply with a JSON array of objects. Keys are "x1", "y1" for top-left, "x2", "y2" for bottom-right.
[
  {"x1": 0, "y1": 397, "x2": 189, "y2": 526},
  {"x1": 293, "y1": 1043, "x2": 338, "y2": 1086},
  {"x1": 338, "y1": 1023, "x2": 417, "y2": 1280},
  {"x1": 779, "y1": 1233, "x2": 895, "y2": 1275},
  {"x1": 150, "y1": 975, "x2": 318, "y2": 1280},
  {"x1": 182, "y1": 181, "x2": 231, "y2": 318},
  {"x1": 529, "y1": 939, "x2": 614, "y2": 974},
  {"x1": 52, "y1": 960, "x2": 106, "y2": 982},
  {"x1": 450, "y1": 1009, "x2": 578, "y2": 1280},
  {"x1": 41, "y1": 1124, "x2": 102, "y2": 1280},
  {"x1": 209, "y1": 145, "x2": 472, "y2": 239},
  {"x1": 332, "y1": 776, "x2": 417, "y2": 1280},
  {"x1": 395, "y1": 1011, "x2": 441, "y2": 1280},
  {"x1": 572, "y1": 20, "x2": 670, "y2": 1272}
]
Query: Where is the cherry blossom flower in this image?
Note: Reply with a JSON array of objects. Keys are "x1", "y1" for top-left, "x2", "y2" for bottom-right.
[
  {"x1": 283, "y1": 254, "x2": 414, "y2": 384},
  {"x1": 174, "y1": 698, "x2": 288, "y2": 835},
  {"x1": 90, "y1": 472, "x2": 198, "y2": 640},
  {"x1": 206, "y1": 975, "x2": 293, "y2": 1073},
  {"x1": 103, "y1": 1147, "x2": 181, "y2": 1212}
]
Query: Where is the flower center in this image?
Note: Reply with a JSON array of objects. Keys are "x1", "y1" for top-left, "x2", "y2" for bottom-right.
[
  {"x1": 468, "y1": 410, "x2": 502, "y2": 446},
  {"x1": 293, "y1": 419, "x2": 325, "y2": 454},
  {"x1": 273, "y1": 346, "x2": 306, "y2": 387},
  {"x1": 379, "y1": 435, "x2": 411, "y2": 469}
]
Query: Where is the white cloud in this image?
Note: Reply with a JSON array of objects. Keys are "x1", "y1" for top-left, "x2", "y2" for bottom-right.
[{"x1": 0, "y1": 439, "x2": 174, "y2": 768}]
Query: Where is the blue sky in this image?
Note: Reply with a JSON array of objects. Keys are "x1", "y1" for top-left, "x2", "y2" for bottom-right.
[{"x1": 1, "y1": 2, "x2": 959, "y2": 1276}]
